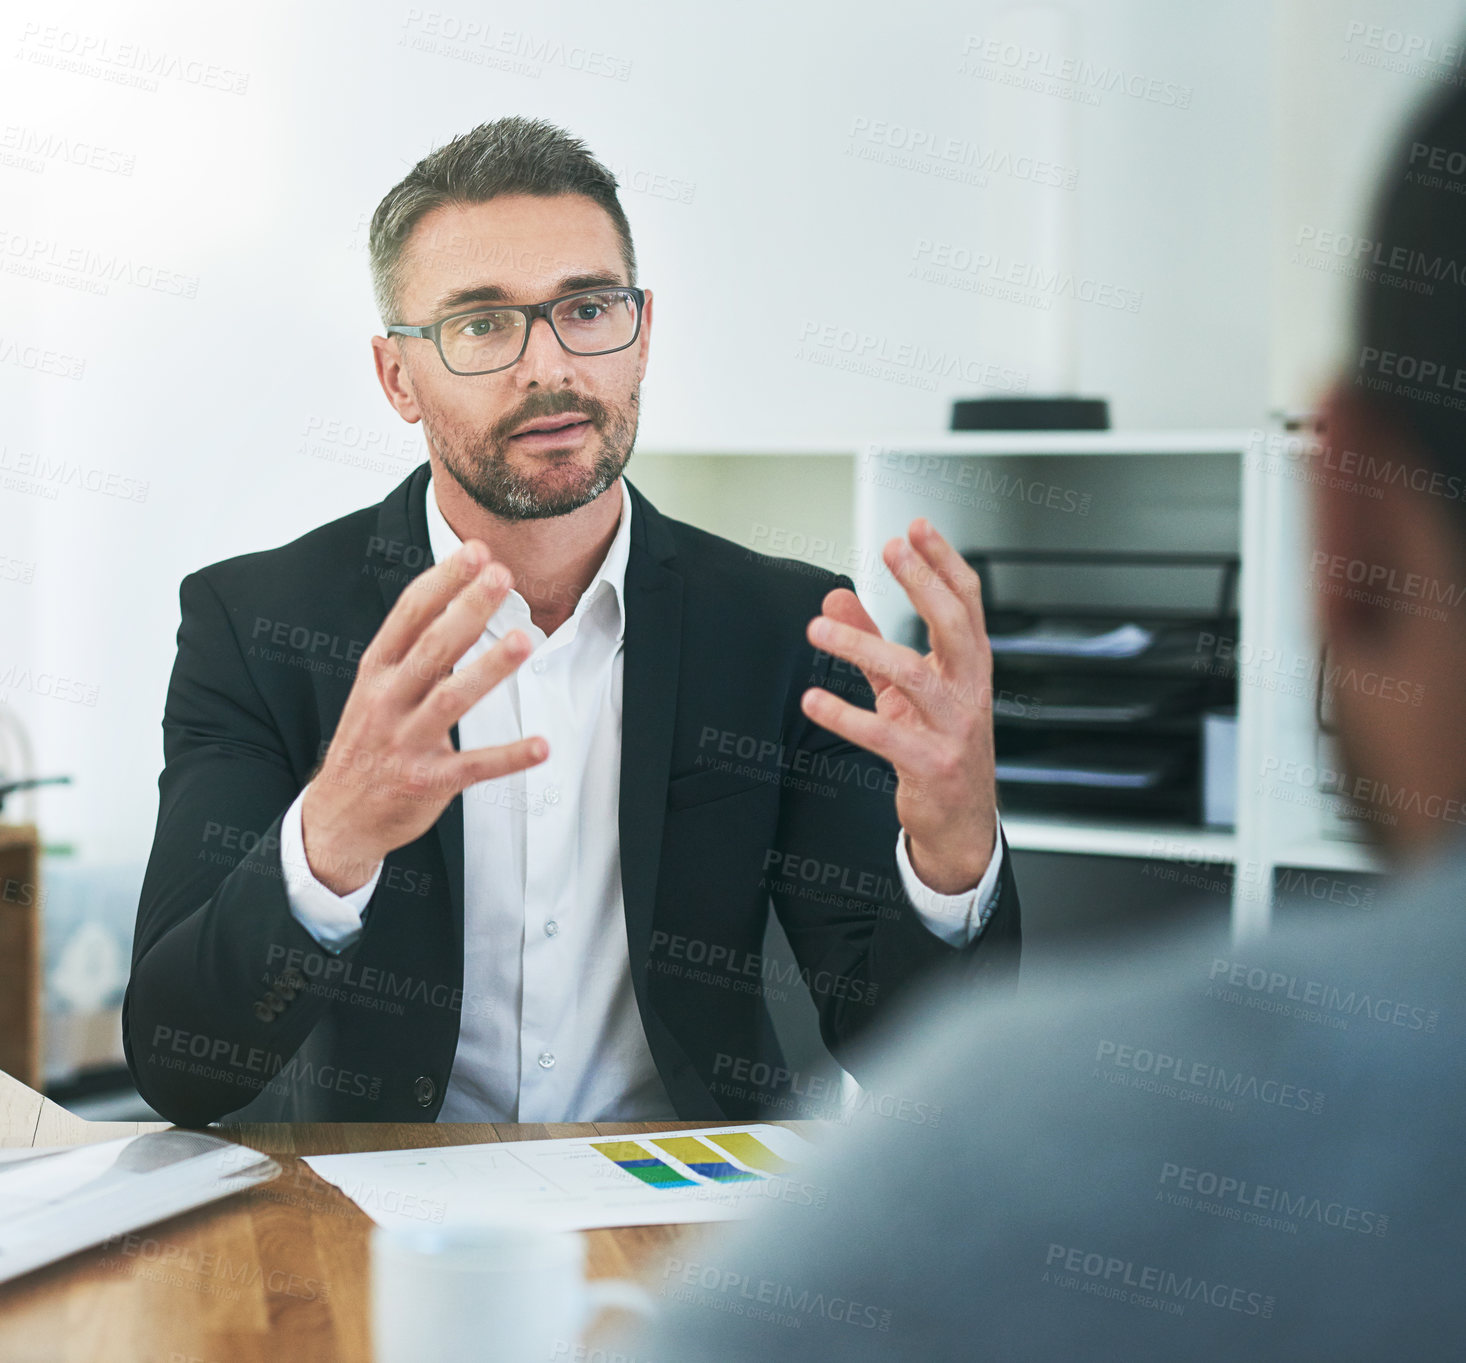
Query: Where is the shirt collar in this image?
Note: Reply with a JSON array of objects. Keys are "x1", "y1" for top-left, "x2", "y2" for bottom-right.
[{"x1": 424, "y1": 471, "x2": 632, "y2": 645}]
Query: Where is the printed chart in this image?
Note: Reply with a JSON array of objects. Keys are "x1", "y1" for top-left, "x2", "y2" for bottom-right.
[{"x1": 303, "y1": 1124, "x2": 814, "y2": 1232}]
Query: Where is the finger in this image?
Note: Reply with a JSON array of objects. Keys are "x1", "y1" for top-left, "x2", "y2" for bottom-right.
[
  {"x1": 808, "y1": 616, "x2": 935, "y2": 714},
  {"x1": 363, "y1": 541, "x2": 491, "y2": 672},
  {"x1": 884, "y1": 533, "x2": 978, "y2": 670},
  {"x1": 815, "y1": 588, "x2": 895, "y2": 698},
  {"x1": 800, "y1": 686, "x2": 926, "y2": 770},
  {"x1": 907, "y1": 517, "x2": 989, "y2": 645},
  {"x1": 402, "y1": 628, "x2": 535, "y2": 745},
  {"x1": 447, "y1": 735, "x2": 550, "y2": 794},
  {"x1": 821, "y1": 586, "x2": 881, "y2": 636},
  {"x1": 389, "y1": 560, "x2": 516, "y2": 707}
]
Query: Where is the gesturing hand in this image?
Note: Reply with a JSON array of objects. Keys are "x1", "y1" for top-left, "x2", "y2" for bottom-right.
[
  {"x1": 300, "y1": 540, "x2": 548, "y2": 894},
  {"x1": 801, "y1": 517, "x2": 998, "y2": 895}
]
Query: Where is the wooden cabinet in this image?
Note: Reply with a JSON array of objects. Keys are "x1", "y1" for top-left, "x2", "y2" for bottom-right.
[{"x1": 0, "y1": 824, "x2": 40, "y2": 1088}]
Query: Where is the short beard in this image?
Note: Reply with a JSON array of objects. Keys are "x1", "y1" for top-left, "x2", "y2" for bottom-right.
[{"x1": 425, "y1": 390, "x2": 639, "y2": 522}]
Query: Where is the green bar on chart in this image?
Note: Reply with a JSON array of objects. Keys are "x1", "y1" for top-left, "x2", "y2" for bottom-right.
[{"x1": 591, "y1": 1140, "x2": 697, "y2": 1188}]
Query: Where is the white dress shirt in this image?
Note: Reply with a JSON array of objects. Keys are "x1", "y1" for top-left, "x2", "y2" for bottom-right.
[{"x1": 277, "y1": 473, "x2": 1006, "y2": 1121}]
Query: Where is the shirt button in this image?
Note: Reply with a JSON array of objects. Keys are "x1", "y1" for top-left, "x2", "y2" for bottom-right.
[
  {"x1": 538, "y1": 1052, "x2": 555, "y2": 1070},
  {"x1": 545, "y1": 786, "x2": 560, "y2": 805},
  {"x1": 545, "y1": 919, "x2": 559, "y2": 937},
  {"x1": 531, "y1": 656, "x2": 547, "y2": 674}
]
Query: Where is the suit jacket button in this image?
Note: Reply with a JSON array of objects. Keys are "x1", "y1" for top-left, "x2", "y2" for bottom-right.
[{"x1": 414, "y1": 1075, "x2": 436, "y2": 1108}]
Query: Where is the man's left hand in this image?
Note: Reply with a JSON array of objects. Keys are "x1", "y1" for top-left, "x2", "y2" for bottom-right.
[{"x1": 802, "y1": 517, "x2": 998, "y2": 896}]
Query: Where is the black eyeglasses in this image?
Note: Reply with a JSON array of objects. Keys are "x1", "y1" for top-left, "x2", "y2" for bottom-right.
[{"x1": 387, "y1": 285, "x2": 646, "y2": 376}]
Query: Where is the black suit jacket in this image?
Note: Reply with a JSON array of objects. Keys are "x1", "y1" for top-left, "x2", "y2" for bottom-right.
[{"x1": 123, "y1": 465, "x2": 1020, "y2": 1125}]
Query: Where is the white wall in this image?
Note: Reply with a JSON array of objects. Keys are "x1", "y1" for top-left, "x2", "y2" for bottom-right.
[
  {"x1": 0, "y1": 0, "x2": 1454, "y2": 859},
  {"x1": 1271, "y1": 0, "x2": 1466, "y2": 411}
]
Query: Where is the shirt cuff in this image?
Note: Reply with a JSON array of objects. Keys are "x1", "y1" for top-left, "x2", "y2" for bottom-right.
[
  {"x1": 279, "y1": 785, "x2": 381, "y2": 954},
  {"x1": 895, "y1": 814, "x2": 1005, "y2": 948}
]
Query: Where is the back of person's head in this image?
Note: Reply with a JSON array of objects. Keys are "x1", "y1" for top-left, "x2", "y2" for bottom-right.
[
  {"x1": 1354, "y1": 77, "x2": 1466, "y2": 493},
  {"x1": 1317, "y1": 66, "x2": 1466, "y2": 860}
]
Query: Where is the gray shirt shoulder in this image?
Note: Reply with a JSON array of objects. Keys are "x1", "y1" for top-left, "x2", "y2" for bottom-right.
[{"x1": 633, "y1": 838, "x2": 1466, "y2": 1361}]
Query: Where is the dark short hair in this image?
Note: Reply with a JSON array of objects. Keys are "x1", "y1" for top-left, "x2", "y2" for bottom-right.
[
  {"x1": 367, "y1": 115, "x2": 636, "y2": 326},
  {"x1": 1354, "y1": 70, "x2": 1466, "y2": 488}
]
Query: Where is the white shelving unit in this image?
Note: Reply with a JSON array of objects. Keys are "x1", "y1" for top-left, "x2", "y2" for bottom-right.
[
  {"x1": 636, "y1": 429, "x2": 1383, "y2": 940},
  {"x1": 849, "y1": 430, "x2": 1381, "y2": 940},
  {"x1": 999, "y1": 815, "x2": 1237, "y2": 863}
]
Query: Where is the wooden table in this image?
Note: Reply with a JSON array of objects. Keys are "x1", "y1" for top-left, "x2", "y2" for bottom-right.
[{"x1": 0, "y1": 1068, "x2": 812, "y2": 1361}]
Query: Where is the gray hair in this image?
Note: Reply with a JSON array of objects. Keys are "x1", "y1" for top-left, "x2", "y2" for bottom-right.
[{"x1": 367, "y1": 115, "x2": 636, "y2": 327}]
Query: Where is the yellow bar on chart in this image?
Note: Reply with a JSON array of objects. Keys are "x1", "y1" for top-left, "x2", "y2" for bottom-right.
[
  {"x1": 593, "y1": 1141, "x2": 650, "y2": 1163},
  {"x1": 654, "y1": 1137, "x2": 719, "y2": 1164},
  {"x1": 652, "y1": 1136, "x2": 761, "y2": 1183},
  {"x1": 706, "y1": 1130, "x2": 794, "y2": 1175}
]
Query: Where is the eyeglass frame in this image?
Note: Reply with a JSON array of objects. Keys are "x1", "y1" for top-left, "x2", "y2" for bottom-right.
[{"x1": 385, "y1": 285, "x2": 647, "y2": 376}]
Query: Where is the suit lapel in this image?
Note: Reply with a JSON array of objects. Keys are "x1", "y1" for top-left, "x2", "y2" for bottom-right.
[{"x1": 618, "y1": 479, "x2": 684, "y2": 970}]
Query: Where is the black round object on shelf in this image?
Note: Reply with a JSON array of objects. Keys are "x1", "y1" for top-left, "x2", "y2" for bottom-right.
[{"x1": 950, "y1": 396, "x2": 1110, "y2": 431}]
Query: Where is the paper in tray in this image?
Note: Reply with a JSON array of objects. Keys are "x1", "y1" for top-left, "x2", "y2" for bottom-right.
[
  {"x1": 995, "y1": 744, "x2": 1184, "y2": 790},
  {"x1": 995, "y1": 676, "x2": 1201, "y2": 725},
  {"x1": 989, "y1": 622, "x2": 1156, "y2": 659}
]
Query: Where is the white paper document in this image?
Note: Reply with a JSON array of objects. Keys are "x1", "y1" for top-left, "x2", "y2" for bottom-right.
[
  {"x1": 302, "y1": 1124, "x2": 817, "y2": 1233},
  {"x1": 0, "y1": 1131, "x2": 281, "y2": 1285}
]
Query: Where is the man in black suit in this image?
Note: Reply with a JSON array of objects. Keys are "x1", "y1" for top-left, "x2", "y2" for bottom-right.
[{"x1": 123, "y1": 116, "x2": 1019, "y2": 1127}]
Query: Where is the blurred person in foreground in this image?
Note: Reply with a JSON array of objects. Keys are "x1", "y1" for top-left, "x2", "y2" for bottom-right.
[{"x1": 632, "y1": 70, "x2": 1466, "y2": 1363}]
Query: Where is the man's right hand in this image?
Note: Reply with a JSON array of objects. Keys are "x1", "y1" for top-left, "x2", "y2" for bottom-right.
[{"x1": 299, "y1": 540, "x2": 545, "y2": 895}]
